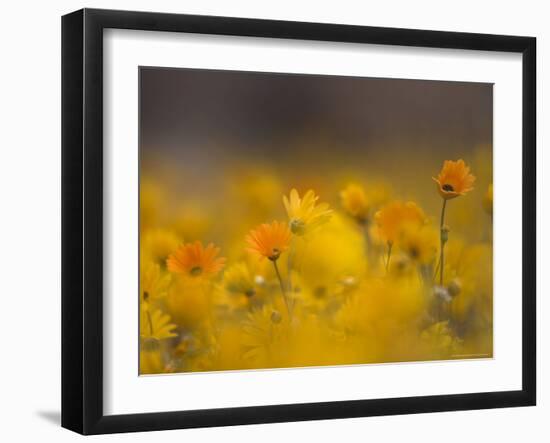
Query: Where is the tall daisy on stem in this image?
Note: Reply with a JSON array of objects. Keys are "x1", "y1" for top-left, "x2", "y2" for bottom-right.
[
  {"x1": 246, "y1": 221, "x2": 292, "y2": 318},
  {"x1": 283, "y1": 188, "x2": 332, "y2": 292},
  {"x1": 166, "y1": 241, "x2": 226, "y2": 327},
  {"x1": 433, "y1": 159, "x2": 475, "y2": 285}
]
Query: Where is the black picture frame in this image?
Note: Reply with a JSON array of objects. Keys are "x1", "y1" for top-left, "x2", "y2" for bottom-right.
[{"x1": 61, "y1": 8, "x2": 537, "y2": 435}]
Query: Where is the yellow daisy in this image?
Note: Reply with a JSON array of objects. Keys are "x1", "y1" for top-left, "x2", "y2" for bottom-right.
[
  {"x1": 340, "y1": 183, "x2": 369, "y2": 222},
  {"x1": 140, "y1": 306, "x2": 177, "y2": 341},
  {"x1": 223, "y1": 262, "x2": 256, "y2": 297},
  {"x1": 398, "y1": 224, "x2": 439, "y2": 265},
  {"x1": 140, "y1": 262, "x2": 171, "y2": 303},
  {"x1": 140, "y1": 228, "x2": 181, "y2": 267},
  {"x1": 283, "y1": 189, "x2": 332, "y2": 235}
]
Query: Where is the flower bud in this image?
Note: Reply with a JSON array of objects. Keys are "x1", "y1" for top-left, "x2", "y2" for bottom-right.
[
  {"x1": 441, "y1": 225, "x2": 450, "y2": 243},
  {"x1": 448, "y1": 278, "x2": 462, "y2": 297}
]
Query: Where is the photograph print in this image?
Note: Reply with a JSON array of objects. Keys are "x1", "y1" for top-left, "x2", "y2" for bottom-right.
[{"x1": 139, "y1": 67, "x2": 493, "y2": 375}]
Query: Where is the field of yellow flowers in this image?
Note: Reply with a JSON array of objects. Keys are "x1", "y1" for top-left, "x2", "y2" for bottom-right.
[{"x1": 139, "y1": 151, "x2": 493, "y2": 374}]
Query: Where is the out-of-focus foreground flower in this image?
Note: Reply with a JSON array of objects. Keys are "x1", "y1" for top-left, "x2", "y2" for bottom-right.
[{"x1": 167, "y1": 241, "x2": 226, "y2": 279}]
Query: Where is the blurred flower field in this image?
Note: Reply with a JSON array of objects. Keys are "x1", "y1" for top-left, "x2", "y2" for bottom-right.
[{"x1": 139, "y1": 147, "x2": 493, "y2": 375}]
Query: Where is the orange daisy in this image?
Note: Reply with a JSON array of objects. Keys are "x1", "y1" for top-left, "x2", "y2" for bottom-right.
[
  {"x1": 375, "y1": 201, "x2": 426, "y2": 245},
  {"x1": 433, "y1": 159, "x2": 476, "y2": 200},
  {"x1": 246, "y1": 221, "x2": 292, "y2": 261},
  {"x1": 167, "y1": 241, "x2": 225, "y2": 278}
]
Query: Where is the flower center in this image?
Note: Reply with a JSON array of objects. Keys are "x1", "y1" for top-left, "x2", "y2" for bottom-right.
[
  {"x1": 268, "y1": 248, "x2": 281, "y2": 261},
  {"x1": 314, "y1": 286, "x2": 327, "y2": 299},
  {"x1": 442, "y1": 184, "x2": 455, "y2": 192},
  {"x1": 270, "y1": 310, "x2": 282, "y2": 324},
  {"x1": 190, "y1": 266, "x2": 203, "y2": 276},
  {"x1": 290, "y1": 218, "x2": 306, "y2": 235},
  {"x1": 143, "y1": 291, "x2": 149, "y2": 301}
]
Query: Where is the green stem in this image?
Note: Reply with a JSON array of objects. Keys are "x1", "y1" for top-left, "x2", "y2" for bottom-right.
[
  {"x1": 432, "y1": 256, "x2": 440, "y2": 282},
  {"x1": 385, "y1": 242, "x2": 393, "y2": 273},
  {"x1": 363, "y1": 219, "x2": 372, "y2": 266},
  {"x1": 287, "y1": 236, "x2": 296, "y2": 294},
  {"x1": 439, "y1": 199, "x2": 448, "y2": 286},
  {"x1": 273, "y1": 259, "x2": 291, "y2": 319},
  {"x1": 146, "y1": 309, "x2": 154, "y2": 336},
  {"x1": 201, "y1": 281, "x2": 215, "y2": 330}
]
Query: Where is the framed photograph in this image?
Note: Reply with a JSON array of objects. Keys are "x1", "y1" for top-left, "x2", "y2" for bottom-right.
[{"x1": 62, "y1": 8, "x2": 536, "y2": 435}]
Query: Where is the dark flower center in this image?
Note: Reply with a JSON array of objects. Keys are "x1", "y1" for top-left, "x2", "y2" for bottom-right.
[
  {"x1": 190, "y1": 266, "x2": 203, "y2": 276},
  {"x1": 268, "y1": 248, "x2": 281, "y2": 261},
  {"x1": 143, "y1": 291, "x2": 149, "y2": 301},
  {"x1": 314, "y1": 286, "x2": 327, "y2": 299},
  {"x1": 442, "y1": 184, "x2": 455, "y2": 192}
]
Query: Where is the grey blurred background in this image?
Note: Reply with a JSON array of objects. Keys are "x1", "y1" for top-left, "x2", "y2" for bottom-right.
[{"x1": 140, "y1": 67, "x2": 492, "y2": 161}]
